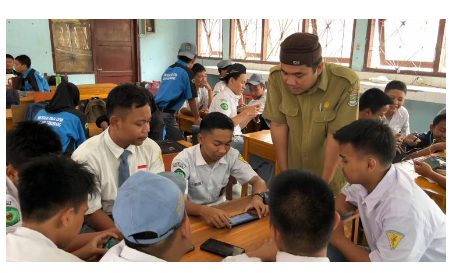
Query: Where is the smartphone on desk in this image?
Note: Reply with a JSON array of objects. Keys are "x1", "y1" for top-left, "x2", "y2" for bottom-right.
[
  {"x1": 200, "y1": 238, "x2": 245, "y2": 257},
  {"x1": 423, "y1": 157, "x2": 441, "y2": 170},
  {"x1": 229, "y1": 211, "x2": 259, "y2": 227}
]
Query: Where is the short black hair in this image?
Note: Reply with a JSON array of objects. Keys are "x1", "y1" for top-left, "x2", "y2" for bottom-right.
[
  {"x1": 222, "y1": 73, "x2": 242, "y2": 84},
  {"x1": 6, "y1": 121, "x2": 62, "y2": 171},
  {"x1": 334, "y1": 119, "x2": 396, "y2": 166},
  {"x1": 385, "y1": 80, "x2": 407, "y2": 94},
  {"x1": 433, "y1": 113, "x2": 446, "y2": 126},
  {"x1": 6, "y1": 54, "x2": 14, "y2": 60},
  {"x1": 308, "y1": 57, "x2": 323, "y2": 74},
  {"x1": 18, "y1": 155, "x2": 98, "y2": 222},
  {"x1": 359, "y1": 88, "x2": 393, "y2": 113},
  {"x1": 192, "y1": 63, "x2": 206, "y2": 74},
  {"x1": 15, "y1": 54, "x2": 31, "y2": 68},
  {"x1": 178, "y1": 55, "x2": 193, "y2": 64},
  {"x1": 199, "y1": 112, "x2": 234, "y2": 134},
  {"x1": 269, "y1": 169, "x2": 335, "y2": 255},
  {"x1": 106, "y1": 84, "x2": 149, "y2": 119}
]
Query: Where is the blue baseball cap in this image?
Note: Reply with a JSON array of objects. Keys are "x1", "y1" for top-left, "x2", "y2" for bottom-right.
[{"x1": 113, "y1": 171, "x2": 186, "y2": 245}]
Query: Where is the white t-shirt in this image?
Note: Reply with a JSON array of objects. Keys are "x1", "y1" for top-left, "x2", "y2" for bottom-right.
[
  {"x1": 382, "y1": 106, "x2": 410, "y2": 135},
  {"x1": 6, "y1": 176, "x2": 21, "y2": 234},
  {"x1": 172, "y1": 144, "x2": 258, "y2": 206},
  {"x1": 72, "y1": 129, "x2": 165, "y2": 215},
  {"x1": 222, "y1": 251, "x2": 330, "y2": 262},
  {"x1": 181, "y1": 87, "x2": 210, "y2": 110},
  {"x1": 209, "y1": 86, "x2": 243, "y2": 135},
  {"x1": 213, "y1": 81, "x2": 226, "y2": 97},
  {"x1": 246, "y1": 91, "x2": 267, "y2": 114},
  {"x1": 341, "y1": 165, "x2": 446, "y2": 262},
  {"x1": 100, "y1": 240, "x2": 167, "y2": 262},
  {"x1": 6, "y1": 227, "x2": 83, "y2": 262}
]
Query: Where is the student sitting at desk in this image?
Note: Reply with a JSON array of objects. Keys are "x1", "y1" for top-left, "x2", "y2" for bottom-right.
[
  {"x1": 223, "y1": 169, "x2": 337, "y2": 262},
  {"x1": 180, "y1": 63, "x2": 212, "y2": 118},
  {"x1": 34, "y1": 81, "x2": 89, "y2": 155},
  {"x1": 358, "y1": 88, "x2": 393, "y2": 120},
  {"x1": 14, "y1": 54, "x2": 50, "y2": 92},
  {"x1": 330, "y1": 119, "x2": 446, "y2": 262},
  {"x1": 72, "y1": 84, "x2": 164, "y2": 234},
  {"x1": 172, "y1": 112, "x2": 268, "y2": 229},
  {"x1": 246, "y1": 73, "x2": 270, "y2": 130},
  {"x1": 6, "y1": 54, "x2": 17, "y2": 75},
  {"x1": 406, "y1": 113, "x2": 446, "y2": 156},
  {"x1": 6, "y1": 155, "x2": 117, "y2": 262},
  {"x1": 100, "y1": 172, "x2": 192, "y2": 262}
]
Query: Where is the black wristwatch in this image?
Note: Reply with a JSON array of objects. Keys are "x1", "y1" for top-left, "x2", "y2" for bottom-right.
[{"x1": 253, "y1": 192, "x2": 267, "y2": 204}]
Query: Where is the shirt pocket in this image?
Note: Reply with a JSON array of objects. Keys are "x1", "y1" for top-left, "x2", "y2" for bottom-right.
[
  {"x1": 312, "y1": 110, "x2": 336, "y2": 136},
  {"x1": 279, "y1": 103, "x2": 300, "y2": 131}
]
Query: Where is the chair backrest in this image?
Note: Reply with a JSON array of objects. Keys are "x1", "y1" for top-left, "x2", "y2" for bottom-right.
[
  {"x1": 11, "y1": 105, "x2": 27, "y2": 126},
  {"x1": 34, "y1": 92, "x2": 55, "y2": 103}
]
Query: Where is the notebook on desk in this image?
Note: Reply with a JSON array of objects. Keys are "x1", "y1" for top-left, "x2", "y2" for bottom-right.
[{"x1": 156, "y1": 140, "x2": 188, "y2": 155}]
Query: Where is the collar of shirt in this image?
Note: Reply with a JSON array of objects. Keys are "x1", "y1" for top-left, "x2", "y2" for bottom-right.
[
  {"x1": 6, "y1": 175, "x2": 18, "y2": 201},
  {"x1": 195, "y1": 144, "x2": 228, "y2": 166},
  {"x1": 305, "y1": 65, "x2": 329, "y2": 95},
  {"x1": 222, "y1": 85, "x2": 239, "y2": 102},
  {"x1": 13, "y1": 227, "x2": 59, "y2": 249},
  {"x1": 119, "y1": 241, "x2": 167, "y2": 262},
  {"x1": 360, "y1": 165, "x2": 397, "y2": 213},
  {"x1": 276, "y1": 251, "x2": 330, "y2": 262},
  {"x1": 176, "y1": 60, "x2": 189, "y2": 67},
  {"x1": 103, "y1": 128, "x2": 137, "y2": 159},
  {"x1": 23, "y1": 67, "x2": 33, "y2": 78}
]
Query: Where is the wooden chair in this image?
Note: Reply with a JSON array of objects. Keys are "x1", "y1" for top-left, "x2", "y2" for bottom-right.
[
  {"x1": 11, "y1": 105, "x2": 27, "y2": 127},
  {"x1": 34, "y1": 92, "x2": 55, "y2": 103},
  {"x1": 343, "y1": 211, "x2": 360, "y2": 244},
  {"x1": 225, "y1": 176, "x2": 238, "y2": 201}
]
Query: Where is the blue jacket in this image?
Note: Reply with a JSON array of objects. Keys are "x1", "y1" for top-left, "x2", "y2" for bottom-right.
[{"x1": 20, "y1": 67, "x2": 50, "y2": 92}]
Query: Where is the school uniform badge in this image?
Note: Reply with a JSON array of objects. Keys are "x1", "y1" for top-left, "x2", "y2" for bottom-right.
[
  {"x1": 238, "y1": 155, "x2": 248, "y2": 164},
  {"x1": 220, "y1": 103, "x2": 229, "y2": 110},
  {"x1": 386, "y1": 230, "x2": 405, "y2": 250},
  {"x1": 174, "y1": 168, "x2": 186, "y2": 178},
  {"x1": 348, "y1": 92, "x2": 358, "y2": 107},
  {"x1": 6, "y1": 207, "x2": 20, "y2": 227}
]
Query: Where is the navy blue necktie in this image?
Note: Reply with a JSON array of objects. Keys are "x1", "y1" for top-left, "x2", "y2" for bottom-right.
[{"x1": 118, "y1": 150, "x2": 131, "y2": 188}]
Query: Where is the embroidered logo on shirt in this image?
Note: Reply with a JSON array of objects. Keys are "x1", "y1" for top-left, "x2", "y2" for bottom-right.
[
  {"x1": 190, "y1": 181, "x2": 203, "y2": 187},
  {"x1": 238, "y1": 155, "x2": 248, "y2": 164},
  {"x1": 6, "y1": 207, "x2": 20, "y2": 227},
  {"x1": 174, "y1": 168, "x2": 186, "y2": 178},
  {"x1": 386, "y1": 230, "x2": 405, "y2": 250},
  {"x1": 138, "y1": 165, "x2": 147, "y2": 169},
  {"x1": 172, "y1": 162, "x2": 187, "y2": 169},
  {"x1": 348, "y1": 92, "x2": 358, "y2": 107},
  {"x1": 6, "y1": 201, "x2": 11, "y2": 206},
  {"x1": 221, "y1": 103, "x2": 229, "y2": 110}
]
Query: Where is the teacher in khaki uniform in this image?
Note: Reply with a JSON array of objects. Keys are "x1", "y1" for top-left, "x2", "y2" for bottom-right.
[{"x1": 263, "y1": 33, "x2": 359, "y2": 195}]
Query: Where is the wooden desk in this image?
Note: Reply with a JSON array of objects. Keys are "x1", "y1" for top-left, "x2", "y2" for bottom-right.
[
  {"x1": 6, "y1": 109, "x2": 13, "y2": 131},
  {"x1": 242, "y1": 130, "x2": 279, "y2": 174},
  {"x1": 181, "y1": 196, "x2": 360, "y2": 262},
  {"x1": 50, "y1": 83, "x2": 117, "y2": 100},
  {"x1": 395, "y1": 152, "x2": 446, "y2": 213},
  {"x1": 163, "y1": 140, "x2": 192, "y2": 171},
  {"x1": 177, "y1": 114, "x2": 195, "y2": 133}
]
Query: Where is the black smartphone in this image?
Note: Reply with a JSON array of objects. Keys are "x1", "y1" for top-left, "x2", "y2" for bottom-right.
[
  {"x1": 187, "y1": 244, "x2": 195, "y2": 253},
  {"x1": 200, "y1": 238, "x2": 245, "y2": 257},
  {"x1": 103, "y1": 237, "x2": 120, "y2": 250},
  {"x1": 229, "y1": 211, "x2": 259, "y2": 227}
]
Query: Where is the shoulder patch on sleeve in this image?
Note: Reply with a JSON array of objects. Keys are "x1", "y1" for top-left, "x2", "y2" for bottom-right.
[
  {"x1": 174, "y1": 168, "x2": 186, "y2": 178},
  {"x1": 386, "y1": 230, "x2": 405, "y2": 250},
  {"x1": 6, "y1": 207, "x2": 20, "y2": 227},
  {"x1": 220, "y1": 103, "x2": 229, "y2": 110}
]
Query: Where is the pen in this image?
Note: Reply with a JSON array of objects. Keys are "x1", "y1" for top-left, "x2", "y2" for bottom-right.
[{"x1": 319, "y1": 103, "x2": 322, "y2": 112}]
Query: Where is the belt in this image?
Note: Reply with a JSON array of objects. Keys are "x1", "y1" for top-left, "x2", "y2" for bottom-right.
[{"x1": 158, "y1": 107, "x2": 176, "y2": 114}]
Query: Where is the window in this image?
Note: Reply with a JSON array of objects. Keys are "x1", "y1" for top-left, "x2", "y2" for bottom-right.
[
  {"x1": 197, "y1": 19, "x2": 223, "y2": 58},
  {"x1": 365, "y1": 19, "x2": 446, "y2": 75},
  {"x1": 231, "y1": 19, "x2": 263, "y2": 60},
  {"x1": 49, "y1": 19, "x2": 94, "y2": 73},
  {"x1": 265, "y1": 19, "x2": 302, "y2": 62}
]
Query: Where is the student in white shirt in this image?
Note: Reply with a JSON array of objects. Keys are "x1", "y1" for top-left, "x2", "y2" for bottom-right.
[
  {"x1": 172, "y1": 112, "x2": 268, "y2": 228},
  {"x1": 246, "y1": 73, "x2": 270, "y2": 129},
  {"x1": 72, "y1": 84, "x2": 164, "y2": 234},
  {"x1": 213, "y1": 59, "x2": 232, "y2": 97},
  {"x1": 6, "y1": 155, "x2": 116, "y2": 262},
  {"x1": 223, "y1": 169, "x2": 337, "y2": 262},
  {"x1": 209, "y1": 64, "x2": 276, "y2": 185},
  {"x1": 330, "y1": 119, "x2": 446, "y2": 262},
  {"x1": 100, "y1": 171, "x2": 192, "y2": 262},
  {"x1": 180, "y1": 63, "x2": 212, "y2": 118}
]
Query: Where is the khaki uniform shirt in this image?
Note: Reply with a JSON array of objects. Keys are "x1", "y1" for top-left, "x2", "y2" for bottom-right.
[{"x1": 263, "y1": 63, "x2": 359, "y2": 194}]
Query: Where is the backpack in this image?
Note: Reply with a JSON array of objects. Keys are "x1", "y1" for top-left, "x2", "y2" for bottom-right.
[
  {"x1": 24, "y1": 102, "x2": 49, "y2": 121},
  {"x1": 84, "y1": 98, "x2": 107, "y2": 123}
]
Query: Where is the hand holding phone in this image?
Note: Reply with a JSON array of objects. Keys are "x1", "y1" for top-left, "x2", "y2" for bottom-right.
[
  {"x1": 103, "y1": 237, "x2": 120, "y2": 249},
  {"x1": 229, "y1": 212, "x2": 259, "y2": 227},
  {"x1": 200, "y1": 238, "x2": 245, "y2": 257}
]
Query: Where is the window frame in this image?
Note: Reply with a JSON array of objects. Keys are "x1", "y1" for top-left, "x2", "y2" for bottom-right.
[{"x1": 196, "y1": 19, "x2": 223, "y2": 60}]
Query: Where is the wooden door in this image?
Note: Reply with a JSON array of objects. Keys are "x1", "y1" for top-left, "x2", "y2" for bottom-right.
[{"x1": 92, "y1": 19, "x2": 140, "y2": 84}]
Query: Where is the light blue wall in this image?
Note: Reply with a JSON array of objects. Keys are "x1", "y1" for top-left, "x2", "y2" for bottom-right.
[{"x1": 351, "y1": 19, "x2": 369, "y2": 72}]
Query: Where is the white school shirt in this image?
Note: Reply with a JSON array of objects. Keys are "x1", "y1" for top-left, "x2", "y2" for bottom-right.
[
  {"x1": 181, "y1": 87, "x2": 210, "y2": 110},
  {"x1": 6, "y1": 176, "x2": 22, "y2": 234},
  {"x1": 6, "y1": 227, "x2": 84, "y2": 262},
  {"x1": 213, "y1": 81, "x2": 226, "y2": 97},
  {"x1": 209, "y1": 86, "x2": 243, "y2": 135},
  {"x1": 222, "y1": 251, "x2": 330, "y2": 262},
  {"x1": 100, "y1": 240, "x2": 167, "y2": 262},
  {"x1": 382, "y1": 106, "x2": 410, "y2": 135},
  {"x1": 246, "y1": 91, "x2": 267, "y2": 114},
  {"x1": 171, "y1": 144, "x2": 258, "y2": 206},
  {"x1": 71, "y1": 128, "x2": 164, "y2": 215},
  {"x1": 341, "y1": 165, "x2": 446, "y2": 262}
]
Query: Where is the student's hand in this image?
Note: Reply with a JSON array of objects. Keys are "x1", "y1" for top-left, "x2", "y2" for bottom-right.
[
  {"x1": 405, "y1": 132, "x2": 421, "y2": 146},
  {"x1": 193, "y1": 117, "x2": 202, "y2": 125},
  {"x1": 330, "y1": 213, "x2": 345, "y2": 246},
  {"x1": 237, "y1": 103, "x2": 247, "y2": 113},
  {"x1": 74, "y1": 231, "x2": 118, "y2": 262},
  {"x1": 247, "y1": 238, "x2": 278, "y2": 262},
  {"x1": 394, "y1": 133, "x2": 405, "y2": 145},
  {"x1": 414, "y1": 160, "x2": 434, "y2": 178},
  {"x1": 242, "y1": 104, "x2": 260, "y2": 119},
  {"x1": 431, "y1": 142, "x2": 446, "y2": 153},
  {"x1": 244, "y1": 196, "x2": 269, "y2": 218},
  {"x1": 200, "y1": 206, "x2": 232, "y2": 229}
]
